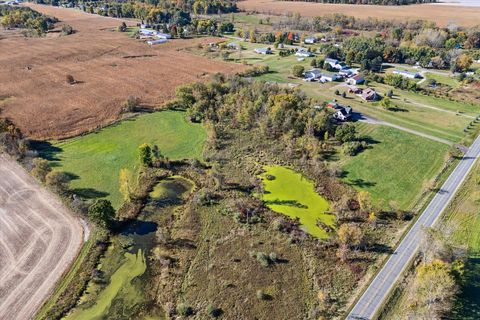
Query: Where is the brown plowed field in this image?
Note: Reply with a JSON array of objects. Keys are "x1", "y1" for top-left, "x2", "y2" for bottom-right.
[
  {"x1": 0, "y1": 4, "x2": 243, "y2": 140},
  {"x1": 0, "y1": 153, "x2": 84, "y2": 320},
  {"x1": 238, "y1": 0, "x2": 480, "y2": 27}
]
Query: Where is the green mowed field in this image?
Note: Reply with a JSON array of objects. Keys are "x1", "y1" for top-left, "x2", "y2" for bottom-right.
[
  {"x1": 425, "y1": 72, "x2": 460, "y2": 88},
  {"x1": 260, "y1": 165, "x2": 333, "y2": 238},
  {"x1": 340, "y1": 123, "x2": 449, "y2": 210},
  {"x1": 334, "y1": 83, "x2": 475, "y2": 143},
  {"x1": 47, "y1": 111, "x2": 206, "y2": 208}
]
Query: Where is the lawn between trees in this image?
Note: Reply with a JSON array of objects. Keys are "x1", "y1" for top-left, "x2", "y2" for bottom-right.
[
  {"x1": 340, "y1": 123, "x2": 450, "y2": 211},
  {"x1": 44, "y1": 111, "x2": 206, "y2": 209}
]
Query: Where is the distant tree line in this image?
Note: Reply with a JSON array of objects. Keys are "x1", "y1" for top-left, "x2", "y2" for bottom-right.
[
  {"x1": 0, "y1": 5, "x2": 58, "y2": 35},
  {"x1": 277, "y1": 0, "x2": 436, "y2": 5},
  {"x1": 34, "y1": 0, "x2": 237, "y2": 23}
]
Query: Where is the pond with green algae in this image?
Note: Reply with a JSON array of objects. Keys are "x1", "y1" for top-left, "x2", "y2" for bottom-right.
[
  {"x1": 64, "y1": 249, "x2": 147, "y2": 320},
  {"x1": 260, "y1": 165, "x2": 333, "y2": 239}
]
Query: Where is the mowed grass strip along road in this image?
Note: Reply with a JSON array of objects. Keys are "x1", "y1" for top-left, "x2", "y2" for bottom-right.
[
  {"x1": 45, "y1": 111, "x2": 206, "y2": 208},
  {"x1": 340, "y1": 123, "x2": 450, "y2": 211}
]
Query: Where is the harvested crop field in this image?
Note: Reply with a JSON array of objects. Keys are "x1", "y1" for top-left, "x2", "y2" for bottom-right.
[
  {"x1": 0, "y1": 154, "x2": 83, "y2": 320},
  {"x1": 0, "y1": 4, "x2": 243, "y2": 140},
  {"x1": 238, "y1": 0, "x2": 480, "y2": 27}
]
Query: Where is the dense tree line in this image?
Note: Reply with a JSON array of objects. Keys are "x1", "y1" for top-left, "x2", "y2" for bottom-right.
[
  {"x1": 0, "y1": 5, "x2": 57, "y2": 35},
  {"x1": 34, "y1": 0, "x2": 237, "y2": 24},
  {"x1": 175, "y1": 75, "x2": 335, "y2": 142},
  {"x1": 277, "y1": 0, "x2": 436, "y2": 4}
]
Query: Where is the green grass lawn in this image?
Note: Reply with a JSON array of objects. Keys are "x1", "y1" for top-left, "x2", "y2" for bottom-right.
[
  {"x1": 340, "y1": 123, "x2": 449, "y2": 210},
  {"x1": 260, "y1": 165, "x2": 333, "y2": 238},
  {"x1": 425, "y1": 72, "x2": 460, "y2": 88},
  {"x1": 45, "y1": 111, "x2": 206, "y2": 208}
]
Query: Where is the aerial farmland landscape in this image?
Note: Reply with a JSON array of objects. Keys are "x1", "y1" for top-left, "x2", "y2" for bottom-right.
[{"x1": 0, "y1": 0, "x2": 479, "y2": 319}]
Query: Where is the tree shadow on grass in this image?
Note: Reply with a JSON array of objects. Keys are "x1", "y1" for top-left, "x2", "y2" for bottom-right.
[
  {"x1": 346, "y1": 179, "x2": 376, "y2": 188},
  {"x1": 64, "y1": 172, "x2": 80, "y2": 181},
  {"x1": 72, "y1": 188, "x2": 109, "y2": 199},
  {"x1": 265, "y1": 199, "x2": 308, "y2": 209},
  {"x1": 30, "y1": 140, "x2": 63, "y2": 162},
  {"x1": 359, "y1": 136, "x2": 380, "y2": 145},
  {"x1": 387, "y1": 106, "x2": 409, "y2": 112}
]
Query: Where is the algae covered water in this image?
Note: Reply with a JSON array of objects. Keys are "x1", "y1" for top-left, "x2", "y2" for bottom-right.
[
  {"x1": 260, "y1": 166, "x2": 334, "y2": 238},
  {"x1": 65, "y1": 250, "x2": 147, "y2": 320}
]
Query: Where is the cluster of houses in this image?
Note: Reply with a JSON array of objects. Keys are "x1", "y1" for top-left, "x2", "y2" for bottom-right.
[
  {"x1": 138, "y1": 27, "x2": 172, "y2": 46},
  {"x1": 304, "y1": 58, "x2": 361, "y2": 83}
]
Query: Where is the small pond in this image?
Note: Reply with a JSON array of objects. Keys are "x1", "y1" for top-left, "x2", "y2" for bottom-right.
[{"x1": 260, "y1": 166, "x2": 334, "y2": 238}]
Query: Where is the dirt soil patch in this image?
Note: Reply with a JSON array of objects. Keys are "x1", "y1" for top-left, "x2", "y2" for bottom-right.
[
  {"x1": 0, "y1": 4, "x2": 243, "y2": 139},
  {"x1": 238, "y1": 0, "x2": 480, "y2": 27}
]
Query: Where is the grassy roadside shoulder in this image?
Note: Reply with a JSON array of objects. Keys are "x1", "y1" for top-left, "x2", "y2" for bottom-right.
[{"x1": 343, "y1": 150, "x2": 462, "y2": 318}]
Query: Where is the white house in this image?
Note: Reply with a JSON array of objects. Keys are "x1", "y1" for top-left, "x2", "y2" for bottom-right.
[
  {"x1": 304, "y1": 69, "x2": 322, "y2": 81},
  {"x1": 347, "y1": 74, "x2": 365, "y2": 85},
  {"x1": 295, "y1": 48, "x2": 313, "y2": 57},
  {"x1": 139, "y1": 28, "x2": 156, "y2": 36},
  {"x1": 324, "y1": 58, "x2": 339, "y2": 68},
  {"x1": 155, "y1": 32, "x2": 172, "y2": 39},
  {"x1": 324, "y1": 58, "x2": 349, "y2": 70},
  {"x1": 320, "y1": 72, "x2": 341, "y2": 82},
  {"x1": 254, "y1": 48, "x2": 272, "y2": 55},
  {"x1": 339, "y1": 69, "x2": 354, "y2": 77},
  {"x1": 304, "y1": 37, "x2": 317, "y2": 44},
  {"x1": 393, "y1": 70, "x2": 421, "y2": 79},
  {"x1": 333, "y1": 107, "x2": 352, "y2": 121},
  {"x1": 147, "y1": 39, "x2": 168, "y2": 45}
]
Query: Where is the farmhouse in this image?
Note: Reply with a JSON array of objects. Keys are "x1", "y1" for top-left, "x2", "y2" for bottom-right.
[
  {"x1": 339, "y1": 69, "x2": 354, "y2": 77},
  {"x1": 304, "y1": 36, "x2": 317, "y2": 44},
  {"x1": 295, "y1": 48, "x2": 313, "y2": 57},
  {"x1": 155, "y1": 32, "x2": 172, "y2": 39},
  {"x1": 324, "y1": 58, "x2": 339, "y2": 69},
  {"x1": 362, "y1": 88, "x2": 380, "y2": 101},
  {"x1": 393, "y1": 70, "x2": 421, "y2": 79},
  {"x1": 139, "y1": 28, "x2": 156, "y2": 36},
  {"x1": 226, "y1": 43, "x2": 240, "y2": 50},
  {"x1": 304, "y1": 69, "x2": 322, "y2": 81},
  {"x1": 254, "y1": 48, "x2": 272, "y2": 55},
  {"x1": 333, "y1": 106, "x2": 352, "y2": 121},
  {"x1": 320, "y1": 71, "x2": 341, "y2": 82},
  {"x1": 348, "y1": 86, "x2": 363, "y2": 94},
  {"x1": 347, "y1": 74, "x2": 365, "y2": 85},
  {"x1": 325, "y1": 58, "x2": 350, "y2": 70}
]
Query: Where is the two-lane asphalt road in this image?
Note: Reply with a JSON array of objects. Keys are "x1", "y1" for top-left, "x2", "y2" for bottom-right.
[{"x1": 347, "y1": 134, "x2": 480, "y2": 320}]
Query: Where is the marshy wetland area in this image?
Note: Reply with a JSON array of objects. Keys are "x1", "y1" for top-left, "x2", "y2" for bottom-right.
[{"x1": 3, "y1": 2, "x2": 479, "y2": 318}]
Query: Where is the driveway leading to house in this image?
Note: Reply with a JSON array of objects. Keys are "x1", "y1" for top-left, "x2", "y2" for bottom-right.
[
  {"x1": 0, "y1": 154, "x2": 84, "y2": 320},
  {"x1": 347, "y1": 133, "x2": 480, "y2": 319},
  {"x1": 353, "y1": 112, "x2": 454, "y2": 146}
]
